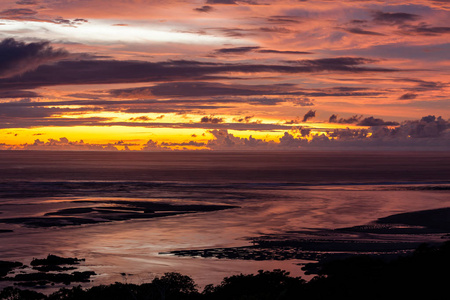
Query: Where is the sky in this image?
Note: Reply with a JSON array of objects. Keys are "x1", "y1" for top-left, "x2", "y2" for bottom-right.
[{"x1": 0, "y1": 0, "x2": 449, "y2": 151}]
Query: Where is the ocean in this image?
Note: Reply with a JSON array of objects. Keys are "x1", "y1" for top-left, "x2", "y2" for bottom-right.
[{"x1": 0, "y1": 151, "x2": 449, "y2": 290}]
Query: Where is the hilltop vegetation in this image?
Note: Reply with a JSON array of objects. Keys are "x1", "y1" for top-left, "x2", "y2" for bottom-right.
[{"x1": 2, "y1": 241, "x2": 450, "y2": 300}]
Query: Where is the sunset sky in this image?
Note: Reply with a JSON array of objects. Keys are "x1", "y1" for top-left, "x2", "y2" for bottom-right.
[{"x1": 0, "y1": 0, "x2": 449, "y2": 150}]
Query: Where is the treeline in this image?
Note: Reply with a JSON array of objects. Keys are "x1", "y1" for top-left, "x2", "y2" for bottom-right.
[{"x1": 2, "y1": 241, "x2": 450, "y2": 300}]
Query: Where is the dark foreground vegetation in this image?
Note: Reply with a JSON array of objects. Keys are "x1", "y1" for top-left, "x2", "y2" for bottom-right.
[{"x1": 2, "y1": 241, "x2": 450, "y2": 300}]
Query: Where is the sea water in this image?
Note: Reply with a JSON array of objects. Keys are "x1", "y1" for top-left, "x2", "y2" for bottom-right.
[{"x1": 0, "y1": 151, "x2": 449, "y2": 288}]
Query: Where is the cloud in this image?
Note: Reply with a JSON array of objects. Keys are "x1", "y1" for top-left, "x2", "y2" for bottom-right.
[
  {"x1": 214, "y1": 46, "x2": 312, "y2": 55},
  {"x1": 141, "y1": 139, "x2": 170, "y2": 151},
  {"x1": 111, "y1": 82, "x2": 294, "y2": 98},
  {"x1": 290, "y1": 97, "x2": 315, "y2": 107},
  {"x1": 129, "y1": 116, "x2": 152, "y2": 122},
  {"x1": 344, "y1": 28, "x2": 385, "y2": 36},
  {"x1": 280, "y1": 116, "x2": 450, "y2": 150},
  {"x1": 400, "y1": 24, "x2": 450, "y2": 36},
  {"x1": 16, "y1": 0, "x2": 38, "y2": 5},
  {"x1": 396, "y1": 115, "x2": 449, "y2": 138},
  {"x1": 4, "y1": 116, "x2": 449, "y2": 151},
  {"x1": 207, "y1": 129, "x2": 273, "y2": 150},
  {"x1": 214, "y1": 46, "x2": 260, "y2": 54},
  {"x1": 194, "y1": 5, "x2": 214, "y2": 12},
  {"x1": 258, "y1": 26, "x2": 292, "y2": 34},
  {"x1": 161, "y1": 141, "x2": 206, "y2": 147},
  {"x1": 372, "y1": 11, "x2": 420, "y2": 25},
  {"x1": 267, "y1": 16, "x2": 301, "y2": 24},
  {"x1": 0, "y1": 90, "x2": 40, "y2": 98},
  {"x1": 200, "y1": 116, "x2": 224, "y2": 123},
  {"x1": 0, "y1": 8, "x2": 37, "y2": 18},
  {"x1": 357, "y1": 116, "x2": 399, "y2": 127},
  {"x1": 399, "y1": 93, "x2": 418, "y2": 100},
  {"x1": 233, "y1": 115, "x2": 254, "y2": 123},
  {"x1": 257, "y1": 49, "x2": 313, "y2": 55},
  {"x1": 110, "y1": 82, "x2": 383, "y2": 102},
  {"x1": 0, "y1": 53, "x2": 398, "y2": 90},
  {"x1": 302, "y1": 109, "x2": 316, "y2": 122},
  {"x1": 0, "y1": 38, "x2": 69, "y2": 79},
  {"x1": 206, "y1": 0, "x2": 237, "y2": 4},
  {"x1": 53, "y1": 17, "x2": 89, "y2": 26},
  {"x1": 0, "y1": 116, "x2": 111, "y2": 129},
  {"x1": 17, "y1": 137, "x2": 121, "y2": 151},
  {"x1": 278, "y1": 131, "x2": 308, "y2": 148},
  {"x1": 328, "y1": 114, "x2": 362, "y2": 124}
]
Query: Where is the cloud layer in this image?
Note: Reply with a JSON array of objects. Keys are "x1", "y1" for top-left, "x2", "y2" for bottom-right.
[{"x1": 0, "y1": 0, "x2": 449, "y2": 151}]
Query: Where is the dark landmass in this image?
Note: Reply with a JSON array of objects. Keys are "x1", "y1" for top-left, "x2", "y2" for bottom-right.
[
  {"x1": 0, "y1": 261, "x2": 23, "y2": 278},
  {"x1": 30, "y1": 255, "x2": 84, "y2": 267},
  {"x1": 2, "y1": 242, "x2": 450, "y2": 299},
  {"x1": 164, "y1": 207, "x2": 450, "y2": 274},
  {"x1": 0, "y1": 229, "x2": 13, "y2": 233},
  {"x1": 9, "y1": 271, "x2": 96, "y2": 287},
  {"x1": 0, "y1": 255, "x2": 95, "y2": 288},
  {"x1": 30, "y1": 255, "x2": 84, "y2": 272},
  {"x1": 0, "y1": 201, "x2": 238, "y2": 228},
  {"x1": 376, "y1": 207, "x2": 450, "y2": 231}
]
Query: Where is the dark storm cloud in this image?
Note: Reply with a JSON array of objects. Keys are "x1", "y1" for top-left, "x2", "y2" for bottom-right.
[
  {"x1": 233, "y1": 115, "x2": 254, "y2": 123},
  {"x1": 400, "y1": 24, "x2": 450, "y2": 36},
  {"x1": 0, "y1": 8, "x2": 37, "y2": 17},
  {"x1": 0, "y1": 101, "x2": 99, "y2": 118},
  {"x1": 358, "y1": 117, "x2": 399, "y2": 126},
  {"x1": 300, "y1": 57, "x2": 376, "y2": 67},
  {"x1": 133, "y1": 82, "x2": 290, "y2": 97},
  {"x1": 247, "y1": 97, "x2": 284, "y2": 105},
  {"x1": 200, "y1": 116, "x2": 224, "y2": 123},
  {"x1": 0, "y1": 51, "x2": 398, "y2": 90},
  {"x1": 258, "y1": 26, "x2": 292, "y2": 33},
  {"x1": 302, "y1": 110, "x2": 316, "y2": 122},
  {"x1": 344, "y1": 28, "x2": 385, "y2": 36},
  {"x1": 399, "y1": 79, "x2": 447, "y2": 91},
  {"x1": 110, "y1": 82, "x2": 383, "y2": 101},
  {"x1": 287, "y1": 57, "x2": 396, "y2": 73},
  {"x1": 54, "y1": 17, "x2": 88, "y2": 26},
  {"x1": 214, "y1": 46, "x2": 260, "y2": 54},
  {"x1": 399, "y1": 93, "x2": 418, "y2": 100},
  {"x1": 267, "y1": 16, "x2": 301, "y2": 24},
  {"x1": 214, "y1": 46, "x2": 312, "y2": 55},
  {"x1": 98, "y1": 122, "x2": 293, "y2": 131},
  {"x1": 0, "y1": 90, "x2": 40, "y2": 98},
  {"x1": 0, "y1": 117, "x2": 112, "y2": 129},
  {"x1": 194, "y1": 5, "x2": 214, "y2": 12},
  {"x1": 205, "y1": 0, "x2": 258, "y2": 4},
  {"x1": 0, "y1": 98, "x2": 252, "y2": 113},
  {"x1": 372, "y1": 11, "x2": 420, "y2": 25},
  {"x1": 16, "y1": 0, "x2": 38, "y2": 5},
  {"x1": 206, "y1": 0, "x2": 236, "y2": 4},
  {"x1": 111, "y1": 82, "x2": 381, "y2": 100},
  {"x1": 210, "y1": 27, "x2": 247, "y2": 37},
  {"x1": 328, "y1": 114, "x2": 362, "y2": 124},
  {"x1": 0, "y1": 38, "x2": 69, "y2": 79},
  {"x1": 257, "y1": 49, "x2": 313, "y2": 55}
]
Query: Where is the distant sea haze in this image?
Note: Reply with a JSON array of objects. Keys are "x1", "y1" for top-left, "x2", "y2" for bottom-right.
[{"x1": 0, "y1": 151, "x2": 449, "y2": 184}]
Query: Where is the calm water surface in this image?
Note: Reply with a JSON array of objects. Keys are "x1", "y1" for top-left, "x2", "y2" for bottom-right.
[{"x1": 0, "y1": 151, "x2": 449, "y2": 288}]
